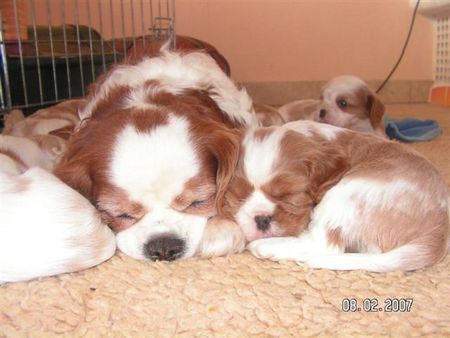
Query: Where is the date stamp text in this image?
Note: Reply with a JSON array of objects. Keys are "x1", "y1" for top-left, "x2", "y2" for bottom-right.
[{"x1": 341, "y1": 298, "x2": 413, "y2": 312}]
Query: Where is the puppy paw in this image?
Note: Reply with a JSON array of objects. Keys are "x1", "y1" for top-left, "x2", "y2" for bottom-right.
[{"x1": 247, "y1": 237, "x2": 302, "y2": 261}]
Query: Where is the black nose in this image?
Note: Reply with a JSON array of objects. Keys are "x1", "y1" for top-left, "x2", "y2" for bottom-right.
[
  {"x1": 319, "y1": 109, "x2": 327, "y2": 118},
  {"x1": 144, "y1": 235, "x2": 185, "y2": 261},
  {"x1": 254, "y1": 215, "x2": 272, "y2": 232}
]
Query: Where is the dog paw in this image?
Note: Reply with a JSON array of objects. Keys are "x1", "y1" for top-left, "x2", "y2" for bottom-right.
[{"x1": 247, "y1": 237, "x2": 303, "y2": 261}]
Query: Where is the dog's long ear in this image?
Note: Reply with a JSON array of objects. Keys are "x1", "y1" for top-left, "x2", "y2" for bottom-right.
[
  {"x1": 306, "y1": 143, "x2": 350, "y2": 204},
  {"x1": 366, "y1": 93, "x2": 385, "y2": 128},
  {"x1": 206, "y1": 127, "x2": 242, "y2": 215},
  {"x1": 281, "y1": 130, "x2": 350, "y2": 205},
  {"x1": 54, "y1": 125, "x2": 94, "y2": 200}
]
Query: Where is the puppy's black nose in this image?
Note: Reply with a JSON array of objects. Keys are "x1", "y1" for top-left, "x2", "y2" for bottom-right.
[
  {"x1": 319, "y1": 109, "x2": 327, "y2": 118},
  {"x1": 144, "y1": 235, "x2": 185, "y2": 261},
  {"x1": 254, "y1": 215, "x2": 272, "y2": 232}
]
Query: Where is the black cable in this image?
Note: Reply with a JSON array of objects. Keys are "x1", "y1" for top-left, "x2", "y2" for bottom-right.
[{"x1": 376, "y1": 0, "x2": 421, "y2": 94}]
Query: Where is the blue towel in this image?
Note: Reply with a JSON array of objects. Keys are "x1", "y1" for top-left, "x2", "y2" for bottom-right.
[{"x1": 384, "y1": 116, "x2": 442, "y2": 142}]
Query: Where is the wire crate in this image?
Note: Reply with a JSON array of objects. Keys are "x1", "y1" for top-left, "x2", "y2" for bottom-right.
[{"x1": 0, "y1": 0, "x2": 175, "y2": 117}]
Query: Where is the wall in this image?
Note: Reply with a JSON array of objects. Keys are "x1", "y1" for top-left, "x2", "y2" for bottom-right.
[
  {"x1": 25, "y1": 0, "x2": 434, "y2": 102},
  {"x1": 175, "y1": 0, "x2": 434, "y2": 83}
]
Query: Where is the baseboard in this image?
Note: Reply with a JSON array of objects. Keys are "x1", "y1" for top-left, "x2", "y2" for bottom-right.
[{"x1": 241, "y1": 80, "x2": 433, "y2": 105}]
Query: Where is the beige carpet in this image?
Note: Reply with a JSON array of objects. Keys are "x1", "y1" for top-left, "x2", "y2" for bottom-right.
[{"x1": 1, "y1": 104, "x2": 449, "y2": 337}]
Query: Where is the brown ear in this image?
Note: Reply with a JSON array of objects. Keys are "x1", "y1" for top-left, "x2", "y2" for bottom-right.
[
  {"x1": 207, "y1": 128, "x2": 242, "y2": 215},
  {"x1": 367, "y1": 94, "x2": 385, "y2": 128},
  {"x1": 307, "y1": 144, "x2": 350, "y2": 204},
  {"x1": 49, "y1": 125, "x2": 74, "y2": 140},
  {"x1": 53, "y1": 127, "x2": 93, "y2": 200}
]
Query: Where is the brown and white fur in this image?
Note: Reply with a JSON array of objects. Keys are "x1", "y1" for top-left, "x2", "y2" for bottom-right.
[
  {"x1": 278, "y1": 76, "x2": 386, "y2": 137},
  {"x1": 0, "y1": 134, "x2": 115, "y2": 283},
  {"x1": 221, "y1": 121, "x2": 449, "y2": 272},
  {"x1": 55, "y1": 50, "x2": 256, "y2": 262},
  {"x1": 2, "y1": 99, "x2": 86, "y2": 169},
  {"x1": 253, "y1": 103, "x2": 285, "y2": 126}
]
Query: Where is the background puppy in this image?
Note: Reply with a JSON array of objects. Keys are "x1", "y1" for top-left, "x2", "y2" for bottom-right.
[
  {"x1": 253, "y1": 103, "x2": 285, "y2": 126},
  {"x1": 278, "y1": 76, "x2": 386, "y2": 137},
  {"x1": 0, "y1": 135, "x2": 57, "y2": 174},
  {"x1": 2, "y1": 99, "x2": 86, "y2": 168},
  {"x1": 221, "y1": 121, "x2": 448, "y2": 272},
  {"x1": 55, "y1": 51, "x2": 256, "y2": 262}
]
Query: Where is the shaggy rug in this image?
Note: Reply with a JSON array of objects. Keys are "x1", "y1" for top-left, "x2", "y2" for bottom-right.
[{"x1": 1, "y1": 104, "x2": 449, "y2": 337}]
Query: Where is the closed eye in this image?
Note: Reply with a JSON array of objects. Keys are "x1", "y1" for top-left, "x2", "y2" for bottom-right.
[
  {"x1": 188, "y1": 200, "x2": 205, "y2": 208},
  {"x1": 184, "y1": 194, "x2": 215, "y2": 211},
  {"x1": 116, "y1": 213, "x2": 136, "y2": 221}
]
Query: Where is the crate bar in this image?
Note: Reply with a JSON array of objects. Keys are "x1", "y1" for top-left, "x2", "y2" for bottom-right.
[
  {"x1": 130, "y1": 0, "x2": 137, "y2": 59},
  {"x1": 45, "y1": 0, "x2": 59, "y2": 101},
  {"x1": 140, "y1": 0, "x2": 146, "y2": 48},
  {"x1": 109, "y1": 0, "x2": 117, "y2": 64},
  {"x1": 0, "y1": 7, "x2": 12, "y2": 110},
  {"x1": 120, "y1": 0, "x2": 127, "y2": 59},
  {"x1": 13, "y1": 0, "x2": 29, "y2": 106},
  {"x1": 29, "y1": 0, "x2": 44, "y2": 104},
  {"x1": 149, "y1": 0, "x2": 154, "y2": 37},
  {"x1": 86, "y1": 1, "x2": 96, "y2": 82},
  {"x1": 74, "y1": 0, "x2": 85, "y2": 96},
  {"x1": 98, "y1": 0, "x2": 107, "y2": 73},
  {"x1": 171, "y1": 0, "x2": 176, "y2": 49},
  {"x1": 158, "y1": 0, "x2": 162, "y2": 36},
  {"x1": 60, "y1": 0, "x2": 72, "y2": 98},
  {"x1": 166, "y1": 0, "x2": 169, "y2": 20}
]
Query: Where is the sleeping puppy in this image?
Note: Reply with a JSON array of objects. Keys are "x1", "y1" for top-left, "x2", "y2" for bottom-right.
[
  {"x1": 253, "y1": 103, "x2": 285, "y2": 126},
  {"x1": 2, "y1": 99, "x2": 86, "y2": 169},
  {"x1": 0, "y1": 135, "x2": 115, "y2": 283},
  {"x1": 278, "y1": 76, "x2": 386, "y2": 137},
  {"x1": 55, "y1": 50, "x2": 257, "y2": 262},
  {"x1": 3, "y1": 99, "x2": 84, "y2": 139},
  {"x1": 221, "y1": 121, "x2": 448, "y2": 272}
]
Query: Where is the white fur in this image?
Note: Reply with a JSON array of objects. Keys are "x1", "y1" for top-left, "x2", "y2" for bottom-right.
[
  {"x1": 0, "y1": 154, "x2": 24, "y2": 176},
  {"x1": 0, "y1": 135, "x2": 55, "y2": 171},
  {"x1": 111, "y1": 115, "x2": 199, "y2": 205},
  {"x1": 243, "y1": 127, "x2": 286, "y2": 187},
  {"x1": 323, "y1": 75, "x2": 366, "y2": 96},
  {"x1": 312, "y1": 177, "x2": 426, "y2": 234},
  {"x1": 122, "y1": 86, "x2": 160, "y2": 110},
  {"x1": 236, "y1": 190, "x2": 278, "y2": 241},
  {"x1": 110, "y1": 114, "x2": 209, "y2": 260},
  {"x1": 81, "y1": 51, "x2": 258, "y2": 128},
  {"x1": 0, "y1": 168, "x2": 116, "y2": 283},
  {"x1": 283, "y1": 120, "x2": 342, "y2": 141},
  {"x1": 235, "y1": 128, "x2": 287, "y2": 241}
]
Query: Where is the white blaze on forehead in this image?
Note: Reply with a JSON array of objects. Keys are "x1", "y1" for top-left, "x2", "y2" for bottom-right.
[
  {"x1": 243, "y1": 128, "x2": 286, "y2": 187},
  {"x1": 110, "y1": 115, "x2": 199, "y2": 206}
]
